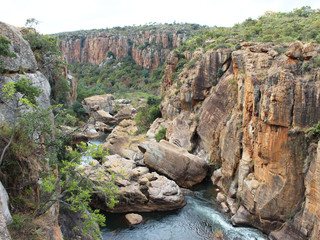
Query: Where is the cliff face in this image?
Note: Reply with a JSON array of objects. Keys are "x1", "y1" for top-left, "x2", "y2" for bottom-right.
[
  {"x1": 160, "y1": 41, "x2": 320, "y2": 238},
  {"x1": 57, "y1": 25, "x2": 202, "y2": 70},
  {"x1": 0, "y1": 21, "x2": 62, "y2": 240}
]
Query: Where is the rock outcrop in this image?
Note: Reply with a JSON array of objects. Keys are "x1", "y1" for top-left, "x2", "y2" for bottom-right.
[
  {"x1": 139, "y1": 140, "x2": 208, "y2": 187},
  {"x1": 57, "y1": 25, "x2": 205, "y2": 70},
  {"x1": 160, "y1": 41, "x2": 320, "y2": 237},
  {"x1": 86, "y1": 156, "x2": 186, "y2": 213},
  {"x1": 103, "y1": 120, "x2": 146, "y2": 161},
  {"x1": 0, "y1": 21, "x2": 63, "y2": 240},
  {"x1": 0, "y1": 22, "x2": 38, "y2": 72}
]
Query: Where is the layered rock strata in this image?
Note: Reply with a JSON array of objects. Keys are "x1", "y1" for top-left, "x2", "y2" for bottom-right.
[
  {"x1": 160, "y1": 41, "x2": 320, "y2": 238},
  {"x1": 58, "y1": 26, "x2": 200, "y2": 70}
]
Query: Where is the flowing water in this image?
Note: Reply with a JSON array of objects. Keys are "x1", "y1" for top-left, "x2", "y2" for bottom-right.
[{"x1": 101, "y1": 183, "x2": 266, "y2": 240}]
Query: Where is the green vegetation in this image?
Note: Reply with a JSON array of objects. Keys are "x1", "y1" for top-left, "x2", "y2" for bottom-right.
[
  {"x1": 55, "y1": 23, "x2": 207, "y2": 41},
  {"x1": 0, "y1": 36, "x2": 16, "y2": 72},
  {"x1": 70, "y1": 57, "x2": 165, "y2": 105},
  {"x1": 23, "y1": 30, "x2": 70, "y2": 106},
  {"x1": 0, "y1": 78, "x2": 118, "y2": 239},
  {"x1": 179, "y1": 6, "x2": 320, "y2": 53},
  {"x1": 155, "y1": 127, "x2": 167, "y2": 142},
  {"x1": 135, "y1": 96, "x2": 162, "y2": 133},
  {"x1": 306, "y1": 120, "x2": 320, "y2": 142}
]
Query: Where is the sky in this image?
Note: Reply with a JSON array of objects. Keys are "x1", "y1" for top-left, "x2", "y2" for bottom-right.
[{"x1": 1, "y1": 0, "x2": 320, "y2": 34}]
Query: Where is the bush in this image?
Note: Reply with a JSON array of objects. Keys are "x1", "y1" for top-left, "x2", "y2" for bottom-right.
[
  {"x1": 155, "y1": 127, "x2": 166, "y2": 142},
  {"x1": 306, "y1": 120, "x2": 320, "y2": 142}
]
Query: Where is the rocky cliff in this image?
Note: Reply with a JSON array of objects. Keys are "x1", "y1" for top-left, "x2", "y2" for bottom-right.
[
  {"x1": 160, "y1": 41, "x2": 320, "y2": 239},
  {"x1": 0, "y1": 21, "x2": 64, "y2": 240},
  {"x1": 56, "y1": 24, "x2": 206, "y2": 70}
]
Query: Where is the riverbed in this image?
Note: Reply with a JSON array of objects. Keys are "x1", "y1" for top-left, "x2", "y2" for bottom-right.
[{"x1": 101, "y1": 182, "x2": 266, "y2": 240}]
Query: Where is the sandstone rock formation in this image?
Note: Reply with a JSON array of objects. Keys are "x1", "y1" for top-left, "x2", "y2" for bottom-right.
[
  {"x1": 82, "y1": 94, "x2": 115, "y2": 115},
  {"x1": 146, "y1": 118, "x2": 170, "y2": 139},
  {"x1": 58, "y1": 26, "x2": 201, "y2": 70},
  {"x1": 160, "y1": 41, "x2": 320, "y2": 237},
  {"x1": 0, "y1": 21, "x2": 38, "y2": 72},
  {"x1": 103, "y1": 120, "x2": 146, "y2": 161},
  {"x1": 125, "y1": 213, "x2": 143, "y2": 225},
  {"x1": 85, "y1": 156, "x2": 186, "y2": 213},
  {"x1": 139, "y1": 140, "x2": 208, "y2": 187}
]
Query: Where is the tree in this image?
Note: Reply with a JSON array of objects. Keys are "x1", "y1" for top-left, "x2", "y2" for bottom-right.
[
  {"x1": 0, "y1": 77, "x2": 41, "y2": 166},
  {"x1": 0, "y1": 77, "x2": 119, "y2": 239},
  {"x1": 25, "y1": 18, "x2": 40, "y2": 29}
]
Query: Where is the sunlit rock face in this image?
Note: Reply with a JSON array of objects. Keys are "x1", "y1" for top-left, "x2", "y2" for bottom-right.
[{"x1": 58, "y1": 28, "x2": 190, "y2": 70}]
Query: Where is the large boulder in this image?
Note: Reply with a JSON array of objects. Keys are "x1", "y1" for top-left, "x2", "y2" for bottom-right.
[
  {"x1": 139, "y1": 140, "x2": 208, "y2": 187},
  {"x1": 166, "y1": 111, "x2": 198, "y2": 151},
  {"x1": 125, "y1": 213, "x2": 143, "y2": 225},
  {"x1": 85, "y1": 155, "x2": 186, "y2": 213},
  {"x1": 82, "y1": 94, "x2": 115, "y2": 115},
  {"x1": 0, "y1": 72, "x2": 52, "y2": 124},
  {"x1": 146, "y1": 118, "x2": 170, "y2": 139},
  {"x1": 103, "y1": 120, "x2": 146, "y2": 161},
  {"x1": 0, "y1": 22, "x2": 38, "y2": 72}
]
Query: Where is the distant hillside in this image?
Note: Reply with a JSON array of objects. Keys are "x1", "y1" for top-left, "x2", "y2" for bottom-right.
[{"x1": 178, "y1": 6, "x2": 320, "y2": 52}]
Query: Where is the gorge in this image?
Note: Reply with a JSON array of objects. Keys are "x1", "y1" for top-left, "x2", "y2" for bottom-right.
[{"x1": 1, "y1": 6, "x2": 320, "y2": 240}]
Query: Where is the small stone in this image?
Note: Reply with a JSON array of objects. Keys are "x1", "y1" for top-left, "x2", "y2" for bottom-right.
[
  {"x1": 216, "y1": 192, "x2": 226, "y2": 203},
  {"x1": 221, "y1": 202, "x2": 229, "y2": 213},
  {"x1": 125, "y1": 213, "x2": 143, "y2": 225}
]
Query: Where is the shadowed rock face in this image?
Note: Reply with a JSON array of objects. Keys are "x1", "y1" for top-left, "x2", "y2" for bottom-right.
[{"x1": 160, "y1": 41, "x2": 320, "y2": 237}]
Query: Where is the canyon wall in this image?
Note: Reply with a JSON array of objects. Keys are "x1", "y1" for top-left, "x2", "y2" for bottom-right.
[
  {"x1": 160, "y1": 41, "x2": 320, "y2": 239},
  {"x1": 57, "y1": 25, "x2": 203, "y2": 70}
]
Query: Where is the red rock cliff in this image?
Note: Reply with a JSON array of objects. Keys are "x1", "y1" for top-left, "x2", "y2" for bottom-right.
[
  {"x1": 160, "y1": 41, "x2": 320, "y2": 239},
  {"x1": 57, "y1": 25, "x2": 200, "y2": 70}
]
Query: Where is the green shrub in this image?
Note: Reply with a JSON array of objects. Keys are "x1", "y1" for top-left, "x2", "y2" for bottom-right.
[
  {"x1": 306, "y1": 120, "x2": 320, "y2": 142},
  {"x1": 187, "y1": 59, "x2": 197, "y2": 69},
  {"x1": 155, "y1": 127, "x2": 166, "y2": 142}
]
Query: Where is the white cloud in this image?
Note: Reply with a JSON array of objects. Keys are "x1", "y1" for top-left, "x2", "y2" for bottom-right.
[{"x1": 1, "y1": 0, "x2": 320, "y2": 34}]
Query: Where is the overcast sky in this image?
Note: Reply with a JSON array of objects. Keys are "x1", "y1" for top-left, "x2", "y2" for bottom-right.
[{"x1": 1, "y1": 0, "x2": 320, "y2": 34}]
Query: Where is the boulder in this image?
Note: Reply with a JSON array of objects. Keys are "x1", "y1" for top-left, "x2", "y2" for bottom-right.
[
  {"x1": 125, "y1": 213, "x2": 143, "y2": 225},
  {"x1": 83, "y1": 124, "x2": 99, "y2": 138},
  {"x1": 216, "y1": 192, "x2": 226, "y2": 203},
  {"x1": 84, "y1": 154, "x2": 186, "y2": 213},
  {"x1": 211, "y1": 168, "x2": 222, "y2": 185},
  {"x1": 146, "y1": 118, "x2": 170, "y2": 139},
  {"x1": 0, "y1": 72, "x2": 52, "y2": 124},
  {"x1": 166, "y1": 111, "x2": 198, "y2": 151},
  {"x1": 114, "y1": 107, "x2": 135, "y2": 121},
  {"x1": 103, "y1": 120, "x2": 146, "y2": 161},
  {"x1": 285, "y1": 41, "x2": 304, "y2": 59},
  {"x1": 82, "y1": 94, "x2": 115, "y2": 115},
  {"x1": 93, "y1": 109, "x2": 115, "y2": 123},
  {"x1": 0, "y1": 22, "x2": 38, "y2": 72},
  {"x1": 139, "y1": 140, "x2": 208, "y2": 188}
]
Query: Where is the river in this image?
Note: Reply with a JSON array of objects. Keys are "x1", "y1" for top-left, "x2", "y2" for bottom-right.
[
  {"x1": 85, "y1": 133, "x2": 266, "y2": 240},
  {"x1": 101, "y1": 183, "x2": 266, "y2": 240}
]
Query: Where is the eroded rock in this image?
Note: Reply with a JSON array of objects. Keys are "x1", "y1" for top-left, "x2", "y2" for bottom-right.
[
  {"x1": 85, "y1": 155, "x2": 186, "y2": 213},
  {"x1": 125, "y1": 213, "x2": 143, "y2": 225},
  {"x1": 139, "y1": 140, "x2": 208, "y2": 188}
]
